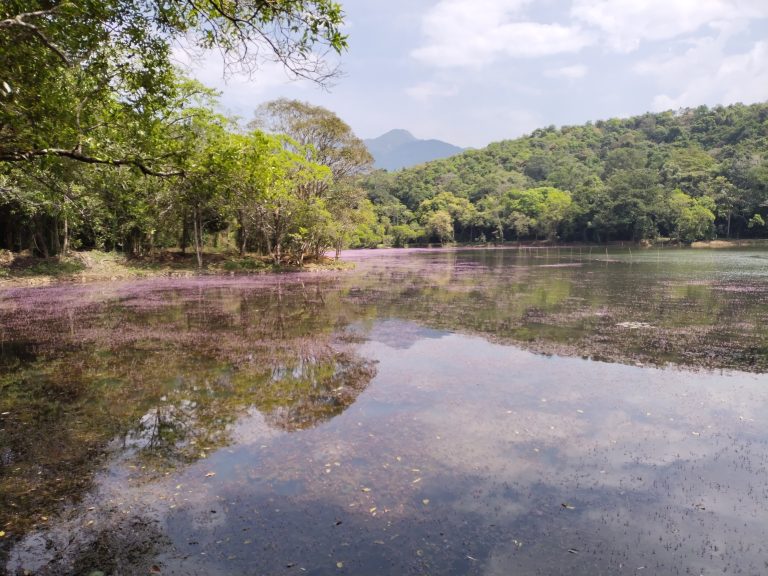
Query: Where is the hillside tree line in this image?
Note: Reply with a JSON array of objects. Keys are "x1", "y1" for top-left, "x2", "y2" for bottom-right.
[{"x1": 361, "y1": 103, "x2": 768, "y2": 246}]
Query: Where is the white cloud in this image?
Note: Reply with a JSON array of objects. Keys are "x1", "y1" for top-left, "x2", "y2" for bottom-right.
[
  {"x1": 572, "y1": 0, "x2": 768, "y2": 52},
  {"x1": 544, "y1": 64, "x2": 588, "y2": 79},
  {"x1": 636, "y1": 38, "x2": 768, "y2": 110},
  {"x1": 412, "y1": 0, "x2": 592, "y2": 68},
  {"x1": 171, "y1": 44, "x2": 313, "y2": 117},
  {"x1": 405, "y1": 81, "x2": 459, "y2": 102}
]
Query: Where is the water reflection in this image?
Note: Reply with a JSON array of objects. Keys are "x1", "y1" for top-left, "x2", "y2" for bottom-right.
[
  {"x1": 2, "y1": 248, "x2": 768, "y2": 575},
  {"x1": 0, "y1": 277, "x2": 375, "y2": 551},
  {"x1": 347, "y1": 247, "x2": 768, "y2": 371}
]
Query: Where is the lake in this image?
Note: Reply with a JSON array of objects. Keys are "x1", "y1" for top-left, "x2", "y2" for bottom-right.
[{"x1": 1, "y1": 247, "x2": 768, "y2": 575}]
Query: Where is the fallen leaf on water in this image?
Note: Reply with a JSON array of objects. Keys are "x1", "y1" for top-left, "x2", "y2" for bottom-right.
[
  {"x1": 369, "y1": 507, "x2": 377, "y2": 513},
  {"x1": 422, "y1": 499, "x2": 430, "y2": 505},
  {"x1": 150, "y1": 565, "x2": 161, "y2": 573},
  {"x1": 0, "y1": 531, "x2": 5, "y2": 538},
  {"x1": 361, "y1": 487, "x2": 371, "y2": 493},
  {"x1": 205, "y1": 472, "x2": 216, "y2": 478}
]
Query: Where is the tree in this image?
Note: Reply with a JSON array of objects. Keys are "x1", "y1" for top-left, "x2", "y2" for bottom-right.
[
  {"x1": 1, "y1": 1, "x2": 347, "y2": 170},
  {"x1": 417, "y1": 191, "x2": 478, "y2": 241},
  {"x1": 253, "y1": 98, "x2": 372, "y2": 184},
  {"x1": 668, "y1": 190, "x2": 715, "y2": 242},
  {"x1": 252, "y1": 99, "x2": 373, "y2": 257},
  {"x1": 423, "y1": 210, "x2": 453, "y2": 244},
  {"x1": 536, "y1": 187, "x2": 574, "y2": 241}
]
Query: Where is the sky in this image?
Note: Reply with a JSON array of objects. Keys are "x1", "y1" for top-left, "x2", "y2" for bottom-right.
[{"x1": 175, "y1": 0, "x2": 768, "y2": 149}]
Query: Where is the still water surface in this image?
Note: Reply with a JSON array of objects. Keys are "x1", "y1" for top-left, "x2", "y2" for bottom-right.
[{"x1": 1, "y1": 248, "x2": 767, "y2": 575}]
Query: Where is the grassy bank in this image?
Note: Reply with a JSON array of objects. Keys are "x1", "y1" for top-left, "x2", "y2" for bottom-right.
[
  {"x1": 0, "y1": 250, "x2": 352, "y2": 287},
  {"x1": 690, "y1": 239, "x2": 768, "y2": 249}
]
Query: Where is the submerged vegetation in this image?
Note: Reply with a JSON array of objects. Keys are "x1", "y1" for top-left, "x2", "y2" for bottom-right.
[
  {"x1": 0, "y1": 276, "x2": 375, "y2": 544},
  {"x1": 1, "y1": 248, "x2": 767, "y2": 573}
]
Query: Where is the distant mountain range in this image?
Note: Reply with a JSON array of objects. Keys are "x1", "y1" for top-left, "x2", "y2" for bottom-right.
[{"x1": 364, "y1": 129, "x2": 464, "y2": 171}]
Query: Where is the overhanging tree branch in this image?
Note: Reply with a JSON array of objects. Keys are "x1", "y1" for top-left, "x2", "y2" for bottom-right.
[
  {"x1": 0, "y1": 6, "x2": 71, "y2": 65},
  {"x1": 0, "y1": 148, "x2": 184, "y2": 177}
]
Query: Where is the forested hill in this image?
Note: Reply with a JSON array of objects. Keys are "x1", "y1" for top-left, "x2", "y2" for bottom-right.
[{"x1": 361, "y1": 103, "x2": 768, "y2": 245}]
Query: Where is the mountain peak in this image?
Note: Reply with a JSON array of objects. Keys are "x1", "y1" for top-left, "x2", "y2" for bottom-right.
[{"x1": 364, "y1": 130, "x2": 463, "y2": 171}]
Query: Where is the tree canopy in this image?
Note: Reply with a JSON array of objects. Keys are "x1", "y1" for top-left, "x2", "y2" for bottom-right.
[
  {"x1": 1, "y1": 0, "x2": 346, "y2": 171},
  {"x1": 1, "y1": 2, "x2": 381, "y2": 266},
  {"x1": 362, "y1": 103, "x2": 768, "y2": 245}
]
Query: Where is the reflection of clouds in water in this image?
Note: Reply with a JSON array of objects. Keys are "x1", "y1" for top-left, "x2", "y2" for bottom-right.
[
  {"x1": 352, "y1": 318, "x2": 448, "y2": 350},
  {"x1": 355, "y1": 325, "x2": 768, "y2": 572},
  {"x1": 11, "y1": 322, "x2": 768, "y2": 574}
]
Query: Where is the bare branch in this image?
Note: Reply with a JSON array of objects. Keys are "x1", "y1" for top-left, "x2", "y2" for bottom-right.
[{"x1": 0, "y1": 6, "x2": 71, "y2": 65}]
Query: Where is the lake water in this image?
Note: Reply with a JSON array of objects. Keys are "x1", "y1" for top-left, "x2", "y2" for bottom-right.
[{"x1": 1, "y1": 247, "x2": 767, "y2": 575}]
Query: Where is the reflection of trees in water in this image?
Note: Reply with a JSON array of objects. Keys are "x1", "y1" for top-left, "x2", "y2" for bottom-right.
[
  {"x1": 121, "y1": 350, "x2": 376, "y2": 466},
  {"x1": 263, "y1": 352, "x2": 376, "y2": 431},
  {"x1": 0, "y1": 278, "x2": 375, "y2": 561},
  {"x1": 345, "y1": 252, "x2": 768, "y2": 371}
]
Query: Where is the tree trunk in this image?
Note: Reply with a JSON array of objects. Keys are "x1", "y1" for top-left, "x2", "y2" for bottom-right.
[
  {"x1": 62, "y1": 216, "x2": 69, "y2": 255},
  {"x1": 192, "y1": 208, "x2": 203, "y2": 268},
  {"x1": 180, "y1": 209, "x2": 189, "y2": 255},
  {"x1": 237, "y1": 211, "x2": 248, "y2": 256},
  {"x1": 274, "y1": 239, "x2": 281, "y2": 265},
  {"x1": 50, "y1": 216, "x2": 61, "y2": 256}
]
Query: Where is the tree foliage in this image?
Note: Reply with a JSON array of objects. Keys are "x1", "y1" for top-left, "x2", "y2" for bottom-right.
[
  {"x1": 362, "y1": 103, "x2": 768, "y2": 244},
  {"x1": 1, "y1": 0, "x2": 346, "y2": 170},
  {"x1": 1, "y1": 2, "x2": 386, "y2": 265}
]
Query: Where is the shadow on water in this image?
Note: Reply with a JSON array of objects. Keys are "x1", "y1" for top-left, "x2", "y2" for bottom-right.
[{"x1": 1, "y1": 248, "x2": 768, "y2": 574}]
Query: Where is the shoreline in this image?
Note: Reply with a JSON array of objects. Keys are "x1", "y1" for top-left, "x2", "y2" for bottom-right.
[
  {"x1": 2, "y1": 239, "x2": 766, "y2": 288},
  {"x1": 0, "y1": 250, "x2": 352, "y2": 289}
]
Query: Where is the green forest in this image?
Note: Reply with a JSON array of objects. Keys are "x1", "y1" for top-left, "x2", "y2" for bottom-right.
[
  {"x1": 0, "y1": 1, "x2": 374, "y2": 266},
  {"x1": 362, "y1": 102, "x2": 768, "y2": 245},
  {"x1": 2, "y1": 3, "x2": 767, "y2": 268}
]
